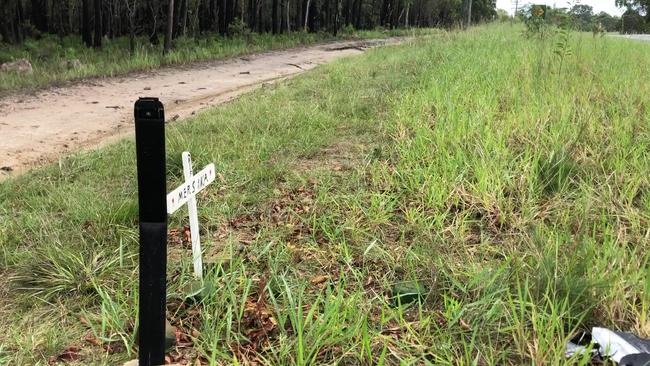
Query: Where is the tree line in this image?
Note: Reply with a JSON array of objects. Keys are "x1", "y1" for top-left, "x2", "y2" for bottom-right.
[
  {"x1": 514, "y1": 3, "x2": 623, "y2": 33},
  {"x1": 0, "y1": 0, "x2": 497, "y2": 50},
  {"x1": 514, "y1": 2, "x2": 650, "y2": 34},
  {"x1": 615, "y1": 0, "x2": 650, "y2": 33}
]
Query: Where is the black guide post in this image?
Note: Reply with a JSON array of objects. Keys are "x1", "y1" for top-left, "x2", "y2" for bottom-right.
[{"x1": 134, "y1": 97, "x2": 167, "y2": 366}]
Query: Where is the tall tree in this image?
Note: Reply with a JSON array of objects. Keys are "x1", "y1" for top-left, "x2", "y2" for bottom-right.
[
  {"x1": 1, "y1": 0, "x2": 499, "y2": 47},
  {"x1": 124, "y1": 0, "x2": 137, "y2": 53},
  {"x1": 5, "y1": 0, "x2": 26, "y2": 43},
  {"x1": 0, "y1": 1, "x2": 11, "y2": 43},
  {"x1": 149, "y1": 0, "x2": 160, "y2": 44},
  {"x1": 164, "y1": 0, "x2": 174, "y2": 53},
  {"x1": 285, "y1": 0, "x2": 291, "y2": 33},
  {"x1": 401, "y1": 0, "x2": 407, "y2": 26},
  {"x1": 616, "y1": 0, "x2": 647, "y2": 12},
  {"x1": 180, "y1": 0, "x2": 189, "y2": 36},
  {"x1": 172, "y1": 0, "x2": 182, "y2": 36},
  {"x1": 53, "y1": 0, "x2": 69, "y2": 37},
  {"x1": 354, "y1": 0, "x2": 363, "y2": 28},
  {"x1": 93, "y1": 0, "x2": 103, "y2": 48},
  {"x1": 31, "y1": 0, "x2": 48, "y2": 32},
  {"x1": 272, "y1": 0, "x2": 279, "y2": 33},
  {"x1": 248, "y1": 0, "x2": 256, "y2": 29},
  {"x1": 334, "y1": 0, "x2": 342, "y2": 35},
  {"x1": 256, "y1": 0, "x2": 262, "y2": 32},
  {"x1": 82, "y1": 0, "x2": 93, "y2": 46},
  {"x1": 296, "y1": 0, "x2": 302, "y2": 30},
  {"x1": 303, "y1": 0, "x2": 311, "y2": 31},
  {"x1": 15, "y1": 0, "x2": 26, "y2": 43},
  {"x1": 380, "y1": 0, "x2": 389, "y2": 26},
  {"x1": 220, "y1": 0, "x2": 227, "y2": 34}
]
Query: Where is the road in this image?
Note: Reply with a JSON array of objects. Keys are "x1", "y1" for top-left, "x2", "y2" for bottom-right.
[
  {"x1": 610, "y1": 34, "x2": 650, "y2": 42},
  {"x1": 0, "y1": 38, "x2": 401, "y2": 177}
]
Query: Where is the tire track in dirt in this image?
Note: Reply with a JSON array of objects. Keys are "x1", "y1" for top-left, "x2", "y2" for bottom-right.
[{"x1": 0, "y1": 38, "x2": 403, "y2": 178}]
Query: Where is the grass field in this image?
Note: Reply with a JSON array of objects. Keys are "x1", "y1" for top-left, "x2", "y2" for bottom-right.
[
  {"x1": 1, "y1": 24, "x2": 650, "y2": 365},
  {"x1": 0, "y1": 28, "x2": 423, "y2": 95}
]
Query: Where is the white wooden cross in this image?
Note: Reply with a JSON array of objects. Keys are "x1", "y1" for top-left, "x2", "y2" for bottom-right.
[{"x1": 166, "y1": 152, "x2": 216, "y2": 279}]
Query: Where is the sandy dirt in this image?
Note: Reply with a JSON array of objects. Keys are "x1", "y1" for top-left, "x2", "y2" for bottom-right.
[{"x1": 0, "y1": 38, "x2": 401, "y2": 178}]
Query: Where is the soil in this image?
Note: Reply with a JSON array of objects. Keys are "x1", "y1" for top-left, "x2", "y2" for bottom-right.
[{"x1": 0, "y1": 38, "x2": 401, "y2": 178}]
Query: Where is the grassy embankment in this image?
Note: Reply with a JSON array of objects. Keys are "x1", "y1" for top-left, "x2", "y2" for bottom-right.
[
  {"x1": 1, "y1": 25, "x2": 650, "y2": 365},
  {"x1": 0, "y1": 28, "x2": 424, "y2": 95}
]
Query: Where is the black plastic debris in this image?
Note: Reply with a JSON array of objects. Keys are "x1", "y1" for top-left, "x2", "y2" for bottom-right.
[
  {"x1": 621, "y1": 353, "x2": 650, "y2": 366},
  {"x1": 566, "y1": 327, "x2": 650, "y2": 365}
]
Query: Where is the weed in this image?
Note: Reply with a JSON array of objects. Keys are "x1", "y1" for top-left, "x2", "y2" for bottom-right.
[{"x1": 554, "y1": 27, "x2": 573, "y2": 74}]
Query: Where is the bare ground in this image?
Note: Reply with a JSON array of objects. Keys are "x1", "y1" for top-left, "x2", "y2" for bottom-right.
[{"x1": 0, "y1": 38, "x2": 400, "y2": 178}]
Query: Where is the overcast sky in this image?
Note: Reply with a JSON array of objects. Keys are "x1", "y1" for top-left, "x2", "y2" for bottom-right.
[{"x1": 496, "y1": 0, "x2": 624, "y2": 16}]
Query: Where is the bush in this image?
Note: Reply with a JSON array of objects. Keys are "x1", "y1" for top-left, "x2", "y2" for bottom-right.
[
  {"x1": 341, "y1": 24, "x2": 356, "y2": 36},
  {"x1": 228, "y1": 17, "x2": 252, "y2": 38},
  {"x1": 497, "y1": 9, "x2": 511, "y2": 22}
]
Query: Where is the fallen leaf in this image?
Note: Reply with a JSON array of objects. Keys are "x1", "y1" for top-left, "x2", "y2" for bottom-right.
[
  {"x1": 365, "y1": 275, "x2": 374, "y2": 286},
  {"x1": 49, "y1": 346, "x2": 82, "y2": 364},
  {"x1": 84, "y1": 333, "x2": 101, "y2": 346},
  {"x1": 103, "y1": 342, "x2": 125, "y2": 354},
  {"x1": 310, "y1": 275, "x2": 329, "y2": 285},
  {"x1": 79, "y1": 316, "x2": 90, "y2": 326},
  {"x1": 182, "y1": 225, "x2": 192, "y2": 244},
  {"x1": 459, "y1": 318, "x2": 471, "y2": 331}
]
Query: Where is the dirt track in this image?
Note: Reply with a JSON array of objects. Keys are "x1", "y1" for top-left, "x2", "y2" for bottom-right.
[{"x1": 0, "y1": 38, "x2": 400, "y2": 177}]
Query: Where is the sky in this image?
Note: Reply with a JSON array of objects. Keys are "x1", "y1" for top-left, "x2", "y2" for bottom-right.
[{"x1": 495, "y1": 0, "x2": 624, "y2": 16}]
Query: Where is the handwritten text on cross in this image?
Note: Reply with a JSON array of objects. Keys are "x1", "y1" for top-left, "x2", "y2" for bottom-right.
[{"x1": 166, "y1": 152, "x2": 215, "y2": 279}]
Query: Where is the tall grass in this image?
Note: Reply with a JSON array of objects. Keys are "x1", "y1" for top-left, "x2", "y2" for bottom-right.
[{"x1": 0, "y1": 25, "x2": 649, "y2": 364}]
